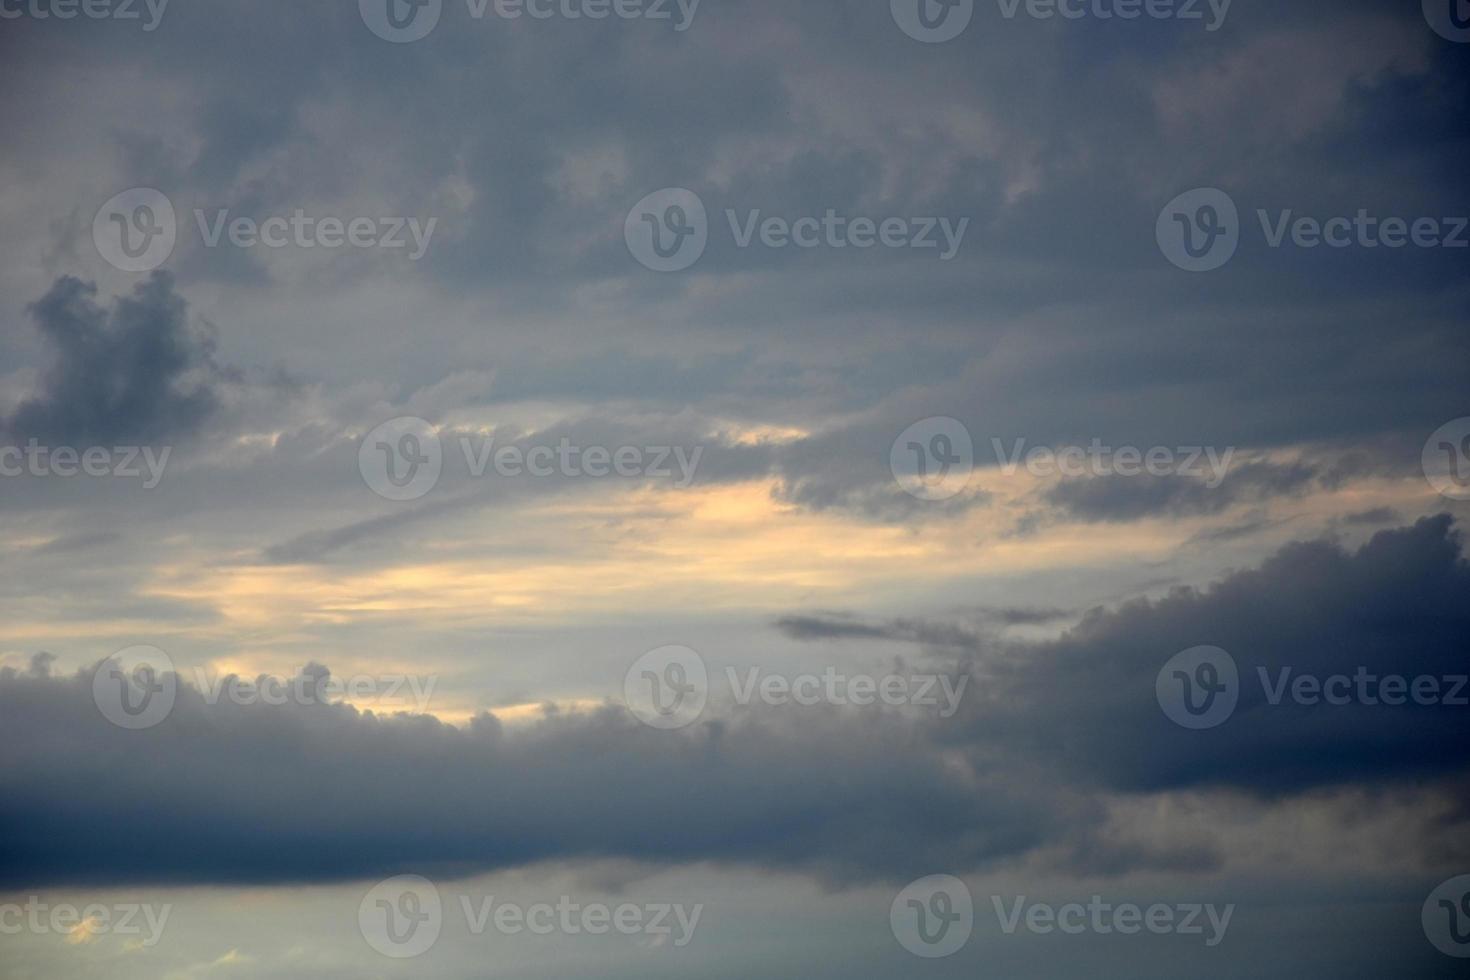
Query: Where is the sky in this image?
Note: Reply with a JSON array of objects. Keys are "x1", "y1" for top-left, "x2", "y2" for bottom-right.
[{"x1": 1, "y1": 0, "x2": 1468, "y2": 977}]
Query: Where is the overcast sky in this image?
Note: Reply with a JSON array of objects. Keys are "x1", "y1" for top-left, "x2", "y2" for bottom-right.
[{"x1": 1, "y1": 1, "x2": 1468, "y2": 978}]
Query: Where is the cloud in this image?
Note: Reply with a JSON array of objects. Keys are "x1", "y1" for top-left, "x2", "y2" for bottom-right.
[
  {"x1": 6, "y1": 273, "x2": 225, "y2": 445},
  {"x1": 0, "y1": 661, "x2": 1075, "y2": 889},
  {"x1": 2, "y1": 521, "x2": 1467, "y2": 889},
  {"x1": 957, "y1": 516, "x2": 1470, "y2": 796},
  {"x1": 1043, "y1": 460, "x2": 1320, "y2": 523}
]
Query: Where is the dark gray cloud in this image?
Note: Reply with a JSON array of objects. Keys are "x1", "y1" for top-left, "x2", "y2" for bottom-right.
[
  {"x1": 0, "y1": 659, "x2": 1078, "y2": 889},
  {"x1": 1044, "y1": 461, "x2": 1321, "y2": 523},
  {"x1": 6, "y1": 273, "x2": 224, "y2": 445},
  {"x1": 955, "y1": 516, "x2": 1470, "y2": 796}
]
